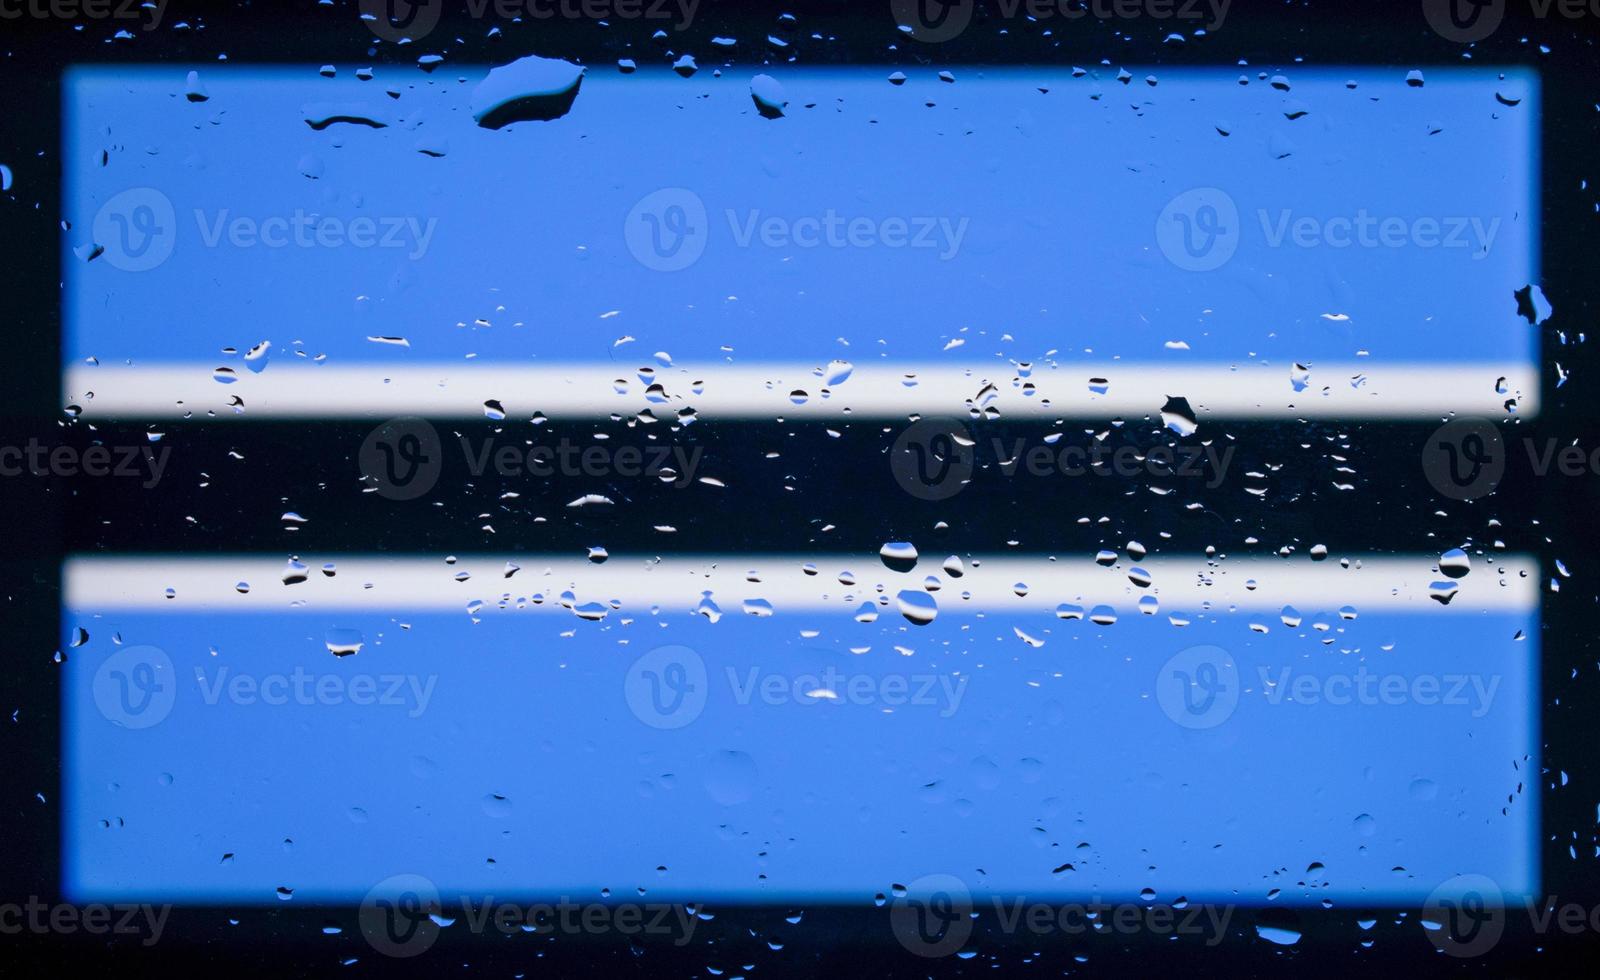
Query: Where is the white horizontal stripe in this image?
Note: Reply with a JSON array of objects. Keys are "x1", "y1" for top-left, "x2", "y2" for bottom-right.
[
  {"x1": 64, "y1": 361, "x2": 1538, "y2": 420},
  {"x1": 65, "y1": 554, "x2": 1538, "y2": 614}
]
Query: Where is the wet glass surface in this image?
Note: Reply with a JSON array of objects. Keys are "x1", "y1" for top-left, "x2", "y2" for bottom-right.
[{"x1": 2, "y1": 2, "x2": 1597, "y2": 976}]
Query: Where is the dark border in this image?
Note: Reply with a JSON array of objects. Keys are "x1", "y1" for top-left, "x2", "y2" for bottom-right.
[{"x1": 3, "y1": 0, "x2": 1598, "y2": 974}]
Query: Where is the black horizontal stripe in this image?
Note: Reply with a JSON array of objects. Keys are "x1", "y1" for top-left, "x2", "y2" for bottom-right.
[{"x1": 29, "y1": 417, "x2": 1552, "y2": 557}]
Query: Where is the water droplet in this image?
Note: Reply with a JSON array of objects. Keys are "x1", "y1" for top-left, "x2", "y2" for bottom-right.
[
  {"x1": 324, "y1": 628, "x2": 364, "y2": 657},
  {"x1": 695, "y1": 592, "x2": 723, "y2": 623},
  {"x1": 703, "y1": 750, "x2": 757, "y2": 805},
  {"x1": 1013, "y1": 626, "x2": 1045, "y2": 647},
  {"x1": 879, "y1": 542, "x2": 918, "y2": 573},
  {"x1": 1439, "y1": 548, "x2": 1471, "y2": 578},
  {"x1": 1514, "y1": 283, "x2": 1551, "y2": 325},
  {"x1": 301, "y1": 102, "x2": 390, "y2": 130},
  {"x1": 481, "y1": 793, "x2": 513, "y2": 818},
  {"x1": 896, "y1": 589, "x2": 938, "y2": 626},
  {"x1": 185, "y1": 70, "x2": 209, "y2": 102},
  {"x1": 281, "y1": 558, "x2": 309, "y2": 585},
  {"x1": 244, "y1": 340, "x2": 271, "y2": 373},
  {"x1": 1160, "y1": 396, "x2": 1198, "y2": 436},
  {"x1": 749, "y1": 73, "x2": 787, "y2": 119},
  {"x1": 471, "y1": 55, "x2": 585, "y2": 128}
]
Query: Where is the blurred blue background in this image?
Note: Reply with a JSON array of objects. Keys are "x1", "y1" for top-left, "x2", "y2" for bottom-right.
[
  {"x1": 66, "y1": 66, "x2": 1537, "y2": 369},
  {"x1": 64, "y1": 594, "x2": 1536, "y2": 904}
]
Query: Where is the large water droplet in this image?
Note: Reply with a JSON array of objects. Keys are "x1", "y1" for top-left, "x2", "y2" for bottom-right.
[
  {"x1": 879, "y1": 542, "x2": 918, "y2": 573},
  {"x1": 470, "y1": 55, "x2": 585, "y2": 128},
  {"x1": 896, "y1": 589, "x2": 938, "y2": 626},
  {"x1": 749, "y1": 73, "x2": 787, "y2": 119}
]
